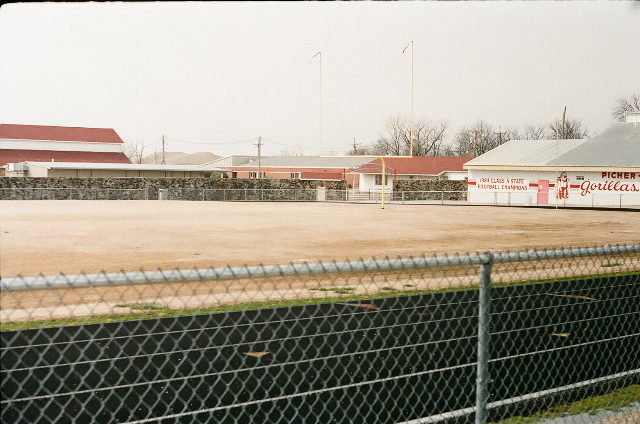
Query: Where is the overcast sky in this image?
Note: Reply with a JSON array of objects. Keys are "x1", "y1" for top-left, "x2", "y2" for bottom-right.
[{"x1": 1, "y1": 1, "x2": 639, "y2": 157}]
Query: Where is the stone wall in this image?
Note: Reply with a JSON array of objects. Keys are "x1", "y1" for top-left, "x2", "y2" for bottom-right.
[
  {"x1": 392, "y1": 180, "x2": 468, "y2": 201},
  {"x1": 0, "y1": 177, "x2": 347, "y2": 201}
]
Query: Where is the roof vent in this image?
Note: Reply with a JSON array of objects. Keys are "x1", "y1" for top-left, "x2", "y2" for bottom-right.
[{"x1": 625, "y1": 111, "x2": 640, "y2": 124}]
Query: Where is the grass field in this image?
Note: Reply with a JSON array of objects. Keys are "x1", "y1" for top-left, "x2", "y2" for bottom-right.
[{"x1": 1, "y1": 200, "x2": 639, "y2": 277}]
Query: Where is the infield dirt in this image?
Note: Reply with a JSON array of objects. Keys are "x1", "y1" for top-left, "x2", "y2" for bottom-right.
[{"x1": 1, "y1": 200, "x2": 639, "y2": 276}]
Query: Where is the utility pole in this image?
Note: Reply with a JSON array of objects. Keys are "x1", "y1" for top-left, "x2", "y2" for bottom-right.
[
  {"x1": 351, "y1": 137, "x2": 359, "y2": 155},
  {"x1": 495, "y1": 127, "x2": 504, "y2": 146},
  {"x1": 555, "y1": 106, "x2": 566, "y2": 210},
  {"x1": 561, "y1": 105, "x2": 567, "y2": 140},
  {"x1": 161, "y1": 135, "x2": 167, "y2": 165},
  {"x1": 255, "y1": 136, "x2": 263, "y2": 179}
]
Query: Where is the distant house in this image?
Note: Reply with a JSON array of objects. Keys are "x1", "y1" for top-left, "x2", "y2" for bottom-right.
[
  {"x1": 224, "y1": 156, "x2": 373, "y2": 187},
  {"x1": 0, "y1": 124, "x2": 131, "y2": 166},
  {"x1": 221, "y1": 155, "x2": 473, "y2": 190},
  {"x1": 350, "y1": 156, "x2": 474, "y2": 191}
]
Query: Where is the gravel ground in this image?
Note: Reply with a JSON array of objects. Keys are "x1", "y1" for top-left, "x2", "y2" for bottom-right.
[{"x1": 1, "y1": 200, "x2": 639, "y2": 276}]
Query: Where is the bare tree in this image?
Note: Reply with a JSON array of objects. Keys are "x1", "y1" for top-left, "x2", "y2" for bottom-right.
[
  {"x1": 523, "y1": 125, "x2": 547, "y2": 140},
  {"x1": 548, "y1": 118, "x2": 588, "y2": 139},
  {"x1": 365, "y1": 116, "x2": 448, "y2": 156},
  {"x1": 412, "y1": 120, "x2": 448, "y2": 156},
  {"x1": 453, "y1": 121, "x2": 518, "y2": 156},
  {"x1": 612, "y1": 93, "x2": 640, "y2": 122},
  {"x1": 439, "y1": 142, "x2": 457, "y2": 156},
  {"x1": 123, "y1": 142, "x2": 146, "y2": 164}
]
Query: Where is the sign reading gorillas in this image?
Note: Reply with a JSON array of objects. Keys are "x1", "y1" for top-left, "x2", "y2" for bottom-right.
[{"x1": 580, "y1": 172, "x2": 639, "y2": 196}]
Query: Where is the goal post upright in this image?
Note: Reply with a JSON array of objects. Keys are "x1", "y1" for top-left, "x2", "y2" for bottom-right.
[{"x1": 322, "y1": 155, "x2": 413, "y2": 209}]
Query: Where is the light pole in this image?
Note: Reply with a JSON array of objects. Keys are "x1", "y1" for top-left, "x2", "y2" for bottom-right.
[
  {"x1": 310, "y1": 51, "x2": 323, "y2": 156},
  {"x1": 402, "y1": 40, "x2": 414, "y2": 157}
]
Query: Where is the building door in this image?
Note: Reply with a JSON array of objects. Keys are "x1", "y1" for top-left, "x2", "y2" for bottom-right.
[{"x1": 537, "y1": 180, "x2": 549, "y2": 204}]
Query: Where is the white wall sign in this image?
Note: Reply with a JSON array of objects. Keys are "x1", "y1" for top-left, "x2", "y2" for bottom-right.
[{"x1": 476, "y1": 177, "x2": 529, "y2": 191}]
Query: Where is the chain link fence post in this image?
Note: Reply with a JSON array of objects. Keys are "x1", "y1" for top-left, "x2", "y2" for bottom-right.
[{"x1": 475, "y1": 251, "x2": 493, "y2": 424}]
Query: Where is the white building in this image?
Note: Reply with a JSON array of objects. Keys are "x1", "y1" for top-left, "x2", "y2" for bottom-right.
[
  {"x1": 4, "y1": 161, "x2": 228, "y2": 178},
  {"x1": 464, "y1": 114, "x2": 640, "y2": 208}
]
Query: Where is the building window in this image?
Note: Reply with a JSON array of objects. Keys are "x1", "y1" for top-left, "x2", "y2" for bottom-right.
[
  {"x1": 375, "y1": 174, "x2": 385, "y2": 185},
  {"x1": 249, "y1": 171, "x2": 265, "y2": 179},
  {"x1": 576, "y1": 176, "x2": 584, "y2": 180},
  {"x1": 290, "y1": 172, "x2": 301, "y2": 179}
]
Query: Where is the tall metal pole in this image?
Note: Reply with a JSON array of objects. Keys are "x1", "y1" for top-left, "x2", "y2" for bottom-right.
[
  {"x1": 475, "y1": 252, "x2": 493, "y2": 424},
  {"x1": 310, "y1": 51, "x2": 323, "y2": 156},
  {"x1": 381, "y1": 158, "x2": 386, "y2": 210},
  {"x1": 411, "y1": 40, "x2": 414, "y2": 157},
  {"x1": 403, "y1": 41, "x2": 414, "y2": 156},
  {"x1": 319, "y1": 52, "x2": 323, "y2": 156}
]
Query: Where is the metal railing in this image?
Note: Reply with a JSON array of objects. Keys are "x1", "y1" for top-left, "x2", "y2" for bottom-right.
[
  {"x1": 3, "y1": 186, "x2": 638, "y2": 209},
  {"x1": 1, "y1": 244, "x2": 639, "y2": 424}
]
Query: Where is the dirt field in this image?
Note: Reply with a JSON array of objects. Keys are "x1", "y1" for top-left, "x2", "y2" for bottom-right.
[{"x1": 1, "y1": 200, "x2": 639, "y2": 277}]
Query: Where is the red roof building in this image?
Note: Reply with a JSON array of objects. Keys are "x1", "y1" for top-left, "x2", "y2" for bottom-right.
[
  {"x1": 350, "y1": 156, "x2": 475, "y2": 191},
  {"x1": 0, "y1": 124, "x2": 131, "y2": 166},
  {"x1": 352, "y1": 156, "x2": 475, "y2": 176}
]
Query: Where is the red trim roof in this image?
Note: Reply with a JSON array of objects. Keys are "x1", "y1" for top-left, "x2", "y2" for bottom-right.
[
  {"x1": 352, "y1": 156, "x2": 475, "y2": 175},
  {"x1": 300, "y1": 171, "x2": 344, "y2": 180},
  {"x1": 0, "y1": 150, "x2": 131, "y2": 166},
  {"x1": 0, "y1": 124, "x2": 124, "y2": 143}
]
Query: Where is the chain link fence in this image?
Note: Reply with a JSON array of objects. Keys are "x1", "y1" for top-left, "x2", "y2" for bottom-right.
[
  {"x1": 2, "y1": 186, "x2": 638, "y2": 208},
  {"x1": 1, "y1": 244, "x2": 639, "y2": 423}
]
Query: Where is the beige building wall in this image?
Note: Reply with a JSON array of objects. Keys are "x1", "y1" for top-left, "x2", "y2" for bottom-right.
[
  {"x1": 31, "y1": 168, "x2": 209, "y2": 178},
  {"x1": 25, "y1": 166, "x2": 50, "y2": 177}
]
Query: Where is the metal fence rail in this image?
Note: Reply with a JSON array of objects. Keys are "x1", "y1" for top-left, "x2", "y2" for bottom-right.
[
  {"x1": 2, "y1": 186, "x2": 638, "y2": 208},
  {"x1": 1, "y1": 244, "x2": 639, "y2": 424}
]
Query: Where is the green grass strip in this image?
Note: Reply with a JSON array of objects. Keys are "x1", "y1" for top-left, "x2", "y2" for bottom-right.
[
  {"x1": 1, "y1": 270, "x2": 638, "y2": 332},
  {"x1": 492, "y1": 385, "x2": 640, "y2": 424}
]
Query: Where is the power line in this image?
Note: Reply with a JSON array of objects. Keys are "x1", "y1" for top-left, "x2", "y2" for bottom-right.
[{"x1": 163, "y1": 135, "x2": 256, "y2": 146}]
